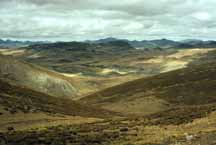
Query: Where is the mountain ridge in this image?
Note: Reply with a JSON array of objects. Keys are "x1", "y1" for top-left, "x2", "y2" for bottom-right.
[
  {"x1": 0, "y1": 39, "x2": 49, "y2": 48},
  {"x1": 87, "y1": 37, "x2": 216, "y2": 49},
  {"x1": 2, "y1": 37, "x2": 216, "y2": 49}
]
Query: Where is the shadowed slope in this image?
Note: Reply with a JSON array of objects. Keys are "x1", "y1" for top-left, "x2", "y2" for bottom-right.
[{"x1": 0, "y1": 79, "x2": 117, "y2": 118}]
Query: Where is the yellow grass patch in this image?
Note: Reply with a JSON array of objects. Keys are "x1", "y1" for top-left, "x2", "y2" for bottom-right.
[
  {"x1": 0, "y1": 112, "x2": 102, "y2": 132},
  {"x1": 0, "y1": 49, "x2": 26, "y2": 56}
]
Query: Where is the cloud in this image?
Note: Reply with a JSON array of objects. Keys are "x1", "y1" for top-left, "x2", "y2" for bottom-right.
[
  {"x1": 0, "y1": 0, "x2": 216, "y2": 40},
  {"x1": 191, "y1": 12, "x2": 212, "y2": 21}
]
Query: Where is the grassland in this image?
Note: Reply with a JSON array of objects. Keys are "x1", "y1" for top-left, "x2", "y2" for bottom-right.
[
  {"x1": 0, "y1": 43, "x2": 216, "y2": 144},
  {"x1": 1, "y1": 60, "x2": 216, "y2": 144},
  {"x1": 1, "y1": 103, "x2": 216, "y2": 145},
  {"x1": 1, "y1": 45, "x2": 214, "y2": 98},
  {"x1": 80, "y1": 61, "x2": 216, "y2": 116}
]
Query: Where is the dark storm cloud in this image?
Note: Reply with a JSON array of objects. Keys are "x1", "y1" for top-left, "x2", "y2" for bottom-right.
[{"x1": 0, "y1": 0, "x2": 216, "y2": 40}]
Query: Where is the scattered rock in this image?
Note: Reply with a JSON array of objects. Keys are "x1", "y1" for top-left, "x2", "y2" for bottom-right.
[
  {"x1": 7, "y1": 126, "x2": 14, "y2": 131},
  {"x1": 10, "y1": 110, "x2": 17, "y2": 114},
  {"x1": 184, "y1": 133, "x2": 194, "y2": 141},
  {"x1": 120, "y1": 127, "x2": 129, "y2": 132}
]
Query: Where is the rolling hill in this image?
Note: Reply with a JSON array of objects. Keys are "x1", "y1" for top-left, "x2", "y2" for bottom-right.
[
  {"x1": 0, "y1": 79, "x2": 115, "y2": 118},
  {"x1": 20, "y1": 41, "x2": 135, "y2": 74},
  {"x1": 1, "y1": 41, "x2": 216, "y2": 145},
  {"x1": 0, "y1": 77, "x2": 120, "y2": 136},
  {"x1": 80, "y1": 61, "x2": 216, "y2": 115},
  {"x1": 1, "y1": 41, "x2": 215, "y2": 98},
  {"x1": 1, "y1": 61, "x2": 216, "y2": 145},
  {"x1": 0, "y1": 54, "x2": 80, "y2": 99}
]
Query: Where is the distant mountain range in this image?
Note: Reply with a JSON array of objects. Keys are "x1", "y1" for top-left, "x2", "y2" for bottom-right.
[
  {"x1": 87, "y1": 37, "x2": 216, "y2": 49},
  {"x1": 0, "y1": 39, "x2": 49, "y2": 48},
  {"x1": 1, "y1": 37, "x2": 216, "y2": 49}
]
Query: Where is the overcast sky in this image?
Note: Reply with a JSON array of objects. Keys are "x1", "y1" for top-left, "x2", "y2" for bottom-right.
[{"x1": 0, "y1": 0, "x2": 216, "y2": 41}]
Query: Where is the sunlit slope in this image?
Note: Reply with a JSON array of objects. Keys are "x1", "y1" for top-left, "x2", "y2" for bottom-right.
[{"x1": 0, "y1": 54, "x2": 79, "y2": 99}]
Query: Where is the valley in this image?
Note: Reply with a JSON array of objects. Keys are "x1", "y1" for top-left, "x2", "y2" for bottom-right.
[
  {"x1": 0, "y1": 39, "x2": 216, "y2": 145},
  {"x1": 2, "y1": 0, "x2": 216, "y2": 144},
  {"x1": 0, "y1": 41, "x2": 214, "y2": 97}
]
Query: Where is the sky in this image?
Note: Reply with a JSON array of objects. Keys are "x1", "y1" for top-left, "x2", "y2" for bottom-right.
[{"x1": 0, "y1": 0, "x2": 216, "y2": 41}]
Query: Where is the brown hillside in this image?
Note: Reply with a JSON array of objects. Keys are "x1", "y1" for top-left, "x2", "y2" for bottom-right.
[
  {"x1": 0, "y1": 79, "x2": 117, "y2": 118},
  {"x1": 80, "y1": 62, "x2": 216, "y2": 115},
  {"x1": 0, "y1": 54, "x2": 80, "y2": 99}
]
